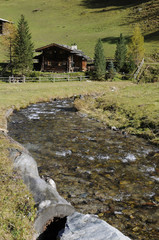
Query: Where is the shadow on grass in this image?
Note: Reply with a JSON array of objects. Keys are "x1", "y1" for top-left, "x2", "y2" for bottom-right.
[
  {"x1": 81, "y1": 0, "x2": 152, "y2": 9},
  {"x1": 120, "y1": 10, "x2": 159, "y2": 27},
  {"x1": 101, "y1": 31, "x2": 158, "y2": 46},
  {"x1": 101, "y1": 36, "x2": 130, "y2": 45},
  {"x1": 90, "y1": 6, "x2": 127, "y2": 13},
  {"x1": 144, "y1": 31, "x2": 159, "y2": 42}
]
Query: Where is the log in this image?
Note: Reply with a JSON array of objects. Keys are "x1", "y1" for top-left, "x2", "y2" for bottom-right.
[{"x1": 10, "y1": 149, "x2": 75, "y2": 238}]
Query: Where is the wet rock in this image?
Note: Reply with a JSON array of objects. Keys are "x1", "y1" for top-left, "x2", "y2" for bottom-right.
[
  {"x1": 58, "y1": 212, "x2": 131, "y2": 240},
  {"x1": 23, "y1": 142, "x2": 39, "y2": 151},
  {"x1": 111, "y1": 126, "x2": 118, "y2": 131},
  {"x1": 80, "y1": 193, "x2": 88, "y2": 198},
  {"x1": 122, "y1": 154, "x2": 136, "y2": 163},
  {"x1": 55, "y1": 150, "x2": 72, "y2": 157}
]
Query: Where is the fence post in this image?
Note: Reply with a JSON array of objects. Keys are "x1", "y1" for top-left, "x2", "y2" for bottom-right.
[
  {"x1": 9, "y1": 76, "x2": 11, "y2": 83},
  {"x1": 67, "y1": 75, "x2": 69, "y2": 81},
  {"x1": 133, "y1": 58, "x2": 144, "y2": 81},
  {"x1": 80, "y1": 76, "x2": 82, "y2": 81},
  {"x1": 23, "y1": 75, "x2": 26, "y2": 83}
]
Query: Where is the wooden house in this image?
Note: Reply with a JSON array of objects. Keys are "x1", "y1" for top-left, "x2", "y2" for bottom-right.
[
  {"x1": 34, "y1": 43, "x2": 90, "y2": 73},
  {"x1": 0, "y1": 18, "x2": 10, "y2": 35}
]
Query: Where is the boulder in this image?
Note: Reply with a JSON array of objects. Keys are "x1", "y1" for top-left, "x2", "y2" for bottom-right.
[{"x1": 58, "y1": 212, "x2": 131, "y2": 240}]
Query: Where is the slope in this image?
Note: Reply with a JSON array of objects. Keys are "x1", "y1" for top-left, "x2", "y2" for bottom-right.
[{"x1": 0, "y1": 0, "x2": 158, "y2": 60}]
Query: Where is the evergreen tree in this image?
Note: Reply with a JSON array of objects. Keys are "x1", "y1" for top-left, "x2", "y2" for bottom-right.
[
  {"x1": 128, "y1": 25, "x2": 144, "y2": 65},
  {"x1": 107, "y1": 61, "x2": 116, "y2": 80},
  {"x1": 126, "y1": 54, "x2": 136, "y2": 73},
  {"x1": 13, "y1": 15, "x2": 34, "y2": 74},
  {"x1": 115, "y1": 33, "x2": 127, "y2": 71},
  {"x1": 94, "y1": 38, "x2": 106, "y2": 80}
]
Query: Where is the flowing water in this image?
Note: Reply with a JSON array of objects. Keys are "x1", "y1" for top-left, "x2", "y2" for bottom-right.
[{"x1": 8, "y1": 98, "x2": 159, "y2": 239}]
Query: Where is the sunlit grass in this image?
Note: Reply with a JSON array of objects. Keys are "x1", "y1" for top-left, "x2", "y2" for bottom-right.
[
  {"x1": 74, "y1": 82, "x2": 159, "y2": 144},
  {"x1": 0, "y1": 0, "x2": 158, "y2": 61},
  {"x1": 0, "y1": 134, "x2": 36, "y2": 240}
]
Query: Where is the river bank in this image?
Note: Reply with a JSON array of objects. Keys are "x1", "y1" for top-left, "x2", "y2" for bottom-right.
[
  {"x1": 0, "y1": 81, "x2": 158, "y2": 239},
  {"x1": 74, "y1": 82, "x2": 159, "y2": 145}
]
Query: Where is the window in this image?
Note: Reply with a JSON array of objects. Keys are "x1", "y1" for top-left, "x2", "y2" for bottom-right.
[
  {"x1": 45, "y1": 60, "x2": 52, "y2": 66},
  {"x1": 0, "y1": 23, "x2": 3, "y2": 34},
  {"x1": 47, "y1": 61, "x2": 52, "y2": 66}
]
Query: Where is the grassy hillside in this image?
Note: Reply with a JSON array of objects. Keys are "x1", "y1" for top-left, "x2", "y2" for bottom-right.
[{"x1": 0, "y1": 0, "x2": 158, "y2": 60}]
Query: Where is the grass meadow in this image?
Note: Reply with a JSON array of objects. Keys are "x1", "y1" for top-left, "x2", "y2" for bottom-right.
[{"x1": 0, "y1": 0, "x2": 158, "y2": 61}]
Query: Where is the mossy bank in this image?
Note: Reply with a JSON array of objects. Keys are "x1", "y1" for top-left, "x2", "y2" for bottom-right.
[
  {"x1": 74, "y1": 82, "x2": 159, "y2": 145},
  {"x1": 0, "y1": 134, "x2": 36, "y2": 240}
]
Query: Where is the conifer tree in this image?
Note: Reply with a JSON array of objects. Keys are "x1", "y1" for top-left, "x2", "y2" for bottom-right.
[
  {"x1": 128, "y1": 25, "x2": 144, "y2": 65},
  {"x1": 115, "y1": 33, "x2": 127, "y2": 71},
  {"x1": 13, "y1": 15, "x2": 34, "y2": 74},
  {"x1": 107, "y1": 61, "x2": 116, "y2": 80},
  {"x1": 126, "y1": 54, "x2": 136, "y2": 73},
  {"x1": 94, "y1": 38, "x2": 106, "y2": 80}
]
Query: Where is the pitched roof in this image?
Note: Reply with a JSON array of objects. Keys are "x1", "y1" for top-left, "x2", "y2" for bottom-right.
[
  {"x1": 35, "y1": 43, "x2": 90, "y2": 60},
  {"x1": 0, "y1": 18, "x2": 10, "y2": 23}
]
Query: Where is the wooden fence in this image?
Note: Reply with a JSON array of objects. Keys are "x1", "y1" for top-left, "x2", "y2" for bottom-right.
[
  {"x1": 133, "y1": 58, "x2": 145, "y2": 81},
  {"x1": 0, "y1": 75, "x2": 90, "y2": 83}
]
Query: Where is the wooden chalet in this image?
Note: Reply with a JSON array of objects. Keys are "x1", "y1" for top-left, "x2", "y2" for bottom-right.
[
  {"x1": 0, "y1": 18, "x2": 10, "y2": 35},
  {"x1": 34, "y1": 43, "x2": 90, "y2": 73}
]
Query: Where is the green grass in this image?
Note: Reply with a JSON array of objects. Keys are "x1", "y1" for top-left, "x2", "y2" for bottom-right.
[
  {"x1": 0, "y1": 81, "x2": 111, "y2": 128},
  {"x1": 0, "y1": 0, "x2": 158, "y2": 61},
  {"x1": 74, "y1": 82, "x2": 159, "y2": 144},
  {"x1": 0, "y1": 134, "x2": 36, "y2": 240}
]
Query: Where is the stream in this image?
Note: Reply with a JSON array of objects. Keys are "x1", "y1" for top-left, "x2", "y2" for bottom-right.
[{"x1": 8, "y1": 98, "x2": 159, "y2": 240}]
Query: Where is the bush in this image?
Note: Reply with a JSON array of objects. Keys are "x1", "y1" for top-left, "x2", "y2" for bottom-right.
[{"x1": 140, "y1": 65, "x2": 159, "y2": 83}]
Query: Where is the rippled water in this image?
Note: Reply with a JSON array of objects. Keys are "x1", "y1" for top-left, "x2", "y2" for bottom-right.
[{"x1": 8, "y1": 99, "x2": 159, "y2": 239}]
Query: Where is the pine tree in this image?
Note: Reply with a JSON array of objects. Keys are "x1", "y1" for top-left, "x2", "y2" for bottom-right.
[
  {"x1": 128, "y1": 25, "x2": 144, "y2": 65},
  {"x1": 13, "y1": 15, "x2": 34, "y2": 74},
  {"x1": 94, "y1": 38, "x2": 106, "y2": 80},
  {"x1": 126, "y1": 54, "x2": 136, "y2": 73},
  {"x1": 115, "y1": 33, "x2": 127, "y2": 71},
  {"x1": 107, "y1": 61, "x2": 116, "y2": 80}
]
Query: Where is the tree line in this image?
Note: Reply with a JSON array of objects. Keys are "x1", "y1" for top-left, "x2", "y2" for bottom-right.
[{"x1": 94, "y1": 25, "x2": 145, "y2": 80}]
